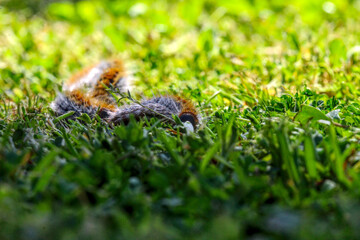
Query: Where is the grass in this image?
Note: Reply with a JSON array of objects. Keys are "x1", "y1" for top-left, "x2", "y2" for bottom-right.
[{"x1": 1, "y1": 0, "x2": 360, "y2": 239}]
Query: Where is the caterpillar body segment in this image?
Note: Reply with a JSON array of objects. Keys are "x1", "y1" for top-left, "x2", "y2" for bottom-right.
[
  {"x1": 63, "y1": 60, "x2": 127, "y2": 92},
  {"x1": 109, "y1": 96, "x2": 199, "y2": 126}
]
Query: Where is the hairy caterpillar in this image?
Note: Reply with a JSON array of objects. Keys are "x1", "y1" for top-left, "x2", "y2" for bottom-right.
[{"x1": 51, "y1": 60, "x2": 200, "y2": 129}]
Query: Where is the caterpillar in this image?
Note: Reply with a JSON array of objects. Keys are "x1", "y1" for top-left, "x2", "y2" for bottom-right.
[{"x1": 51, "y1": 59, "x2": 200, "y2": 130}]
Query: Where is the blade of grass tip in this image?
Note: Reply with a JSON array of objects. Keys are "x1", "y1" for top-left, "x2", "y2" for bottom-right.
[
  {"x1": 329, "y1": 126, "x2": 350, "y2": 186},
  {"x1": 77, "y1": 113, "x2": 92, "y2": 124},
  {"x1": 53, "y1": 111, "x2": 75, "y2": 124},
  {"x1": 277, "y1": 127, "x2": 301, "y2": 185},
  {"x1": 158, "y1": 130, "x2": 182, "y2": 165},
  {"x1": 35, "y1": 95, "x2": 39, "y2": 107},
  {"x1": 147, "y1": 119, "x2": 161, "y2": 131},
  {"x1": 101, "y1": 82, "x2": 120, "y2": 102},
  {"x1": 61, "y1": 128, "x2": 79, "y2": 157},
  {"x1": 232, "y1": 158, "x2": 249, "y2": 191},
  {"x1": 95, "y1": 114, "x2": 102, "y2": 123},
  {"x1": 17, "y1": 102, "x2": 21, "y2": 119},
  {"x1": 1, "y1": 98, "x2": 6, "y2": 115},
  {"x1": 32, "y1": 150, "x2": 59, "y2": 193},
  {"x1": 47, "y1": 118, "x2": 59, "y2": 131},
  {"x1": 209, "y1": 86, "x2": 242, "y2": 105},
  {"x1": 22, "y1": 105, "x2": 29, "y2": 123},
  {"x1": 213, "y1": 155, "x2": 234, "y2": 169},
  {"x1": 225, "y1": 115, "x2": 235, "y2": 145},
  {"x1": 4, "y1": 98, "x2": 8, "y2": 115},
  {"x1": 200, "y1": 141, "x2": 220, "y2": 172},
  {"x1": 238, "y1": 117, "x2": 251, "y2": 122},
  {"x1": 205, "y1": 90, "x2": 221, "y2": 105},
  {"x1": 222, "y1": 115, "x2": 236, "y2": 158},
  {"x1": 204, "y1": 125, "x2": 216, "y2": 138},
  {"x1": 27, "y1": 96, "x2": 31, "y2": 108},
  {"x1": 341, "y1": 143, "x2": 356, "y2": 180},
  {"x1": 220, "y1": 92, "x2": 242, "y2": 105},
  {"x1": 217, "y1": 123, "x2": 224, "y2": 154},
  {"x1": 127, "y1": 90, "x2": 133, "y2": 100},
  {"x1": 304, "y1": 134, "x2": 319, "y2": 180},
  {"x1": 173, "y1": 114, "x2": 184, "y2": 126},
  {"x1": 21, "y1": 105, "x2": 26, "y2": 115}
]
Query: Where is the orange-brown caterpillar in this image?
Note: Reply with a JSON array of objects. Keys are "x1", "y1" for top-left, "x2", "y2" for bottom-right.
[{"x1": 51, "y1": 60, "x2": 200, "y2": 129}]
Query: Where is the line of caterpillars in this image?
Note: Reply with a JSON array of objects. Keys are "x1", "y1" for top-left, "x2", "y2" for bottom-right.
[{"x1": 51, "y1": 59, "x2": 200, "y2": 130}]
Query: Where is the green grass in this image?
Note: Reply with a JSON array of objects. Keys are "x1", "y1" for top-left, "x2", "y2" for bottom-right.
[{"x1": 1, "y1": 0, "x2": 360, "y2": 239}]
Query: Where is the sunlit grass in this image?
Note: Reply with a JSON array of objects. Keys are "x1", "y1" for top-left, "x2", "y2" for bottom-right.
[{"x1": 1, "y1": 0, "x2": 360, "y2": 239}]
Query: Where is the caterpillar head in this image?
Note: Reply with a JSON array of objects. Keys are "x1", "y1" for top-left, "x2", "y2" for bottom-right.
[
  {"x1": 174, "y1": 97, "x2": 200, "y2": 131},
  {"x1": 179, "y1": 111, "x2": 199, "y2": 132}
]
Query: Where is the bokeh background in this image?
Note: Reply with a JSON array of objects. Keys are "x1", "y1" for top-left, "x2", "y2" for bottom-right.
[{"x1": 1, "y1": 0, "x2": 360, "y2": 103}]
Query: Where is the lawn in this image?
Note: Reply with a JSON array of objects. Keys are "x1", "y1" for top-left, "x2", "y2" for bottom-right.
[{"x1": 1, "y1": 0, "x2": 360, "y2": 239}]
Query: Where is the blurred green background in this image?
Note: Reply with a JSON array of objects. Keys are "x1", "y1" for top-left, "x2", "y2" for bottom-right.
[{"x1": 1, "y1": 0, "x2": 360, "y2": 102}]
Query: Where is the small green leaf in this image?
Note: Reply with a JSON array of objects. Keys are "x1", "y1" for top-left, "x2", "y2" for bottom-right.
[
  {"x1": 200, "y1": 141, "x2": 220, "y2": 172},
  {"x1": 53, "y1": 111, "x2": 75, "y2": 123},
  {"x1": 77, "y1": 113, "x2": 92, "y2": 124},
  {"x1": 304, "y1": 134, "x2": 318, "y2": 180},
  {"x1": 33, "y1": 151, "x2": 58, "y2": 193},
  {"x1": 294, "y1": 105, "x2": 329, "y2": 125},
  {"x1": 172, "y1": 115, "x2": 183, "y2": 126},
  {"x1": 47, "y1": 2, "x2": 76, "y2": 21},
  {"x1": 329, "y1": 39, "x2": 346, "y2": 65}
]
